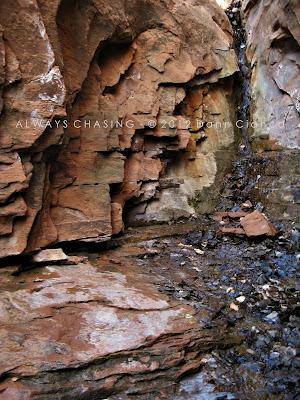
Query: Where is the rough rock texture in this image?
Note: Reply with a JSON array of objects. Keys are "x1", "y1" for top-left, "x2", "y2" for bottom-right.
[
  {"x1": 240, "y1": 210, "x2": 277, "y2": 237},
  {"x1": 242, "y1": 0, "x2": 300, "y2": 221},
  {"x1": 243, "y1": 0, "x2": 300, "y2": 149},
  {"x1": 0, "y1": 0, "x2": 239, "y2": 258},
  {"x1": 0, "y1": 252, "x2": 231, "y2": 399},
  {"x1": 214, "y1": 209, "x2": 277, "y2": 237},
  {"x1": 32, "y1": 248, "x2": 68, "y2": 263}
]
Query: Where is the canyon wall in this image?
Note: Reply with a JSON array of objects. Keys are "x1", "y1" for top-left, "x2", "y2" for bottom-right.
[
  {"x1": 0, "y1": 0, "x2": 299, "y2": 259},
  {"x1": 242, "y1": 0, "x2": 300, "y2": 221},
  {"x1": 0, "y1": 0, "x2": 239, "y2": 258}
]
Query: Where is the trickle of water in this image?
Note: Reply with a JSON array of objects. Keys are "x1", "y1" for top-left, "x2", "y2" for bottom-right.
[
  {"x1": 226, "y1": 1, "x2": 252, "y2": 157},
  {"x1": 238, "y1": 35, "x2": 252, "y2": 156}
]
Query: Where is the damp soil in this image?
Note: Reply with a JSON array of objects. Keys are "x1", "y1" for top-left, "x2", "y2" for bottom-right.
[{"x1": 100, "y1": 217, "x2": 299, "y2": 399}]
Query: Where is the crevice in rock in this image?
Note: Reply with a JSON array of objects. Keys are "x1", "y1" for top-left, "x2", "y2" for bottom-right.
[{"x1": 216, "y1": 1, "x2": 258, "y2": 211}]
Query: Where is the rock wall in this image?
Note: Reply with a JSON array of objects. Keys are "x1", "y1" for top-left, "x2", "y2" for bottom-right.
[
  {"x1": 242, "y1": 0, "x2": 300, "y2": 221},
  {"x1": 0, "y1": 0, "x2": 239, "y2": 258}
]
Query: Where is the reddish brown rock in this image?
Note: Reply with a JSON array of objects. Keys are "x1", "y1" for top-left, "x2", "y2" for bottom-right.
[
  {"x1": 111, "y1": 202, "x2": 124, "y2": 235},
  {"x1": 0, "y1": 257, "x2": 228, "y2": 399},
  {"x1": 240, "y1": 210, "x2": 278, "y2": 238},
  {"x1": 0, "y1": 0, "x2": 239, "y2": 257},
  {"x1": 221, "y1": 226, "x2": 246, "y2": 235}
]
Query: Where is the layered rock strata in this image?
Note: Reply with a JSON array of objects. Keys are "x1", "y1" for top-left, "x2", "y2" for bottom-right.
[
  {"x1": 0, "y1": 252, "x2": 235, "y2": 399},
  {"x1": 0, "y1": 0, "x2": 238, "y2": 258}
]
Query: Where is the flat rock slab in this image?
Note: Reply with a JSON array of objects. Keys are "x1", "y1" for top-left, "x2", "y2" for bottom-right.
[
  {"x1": 0, "y1": 258, "x2": 225, "y2": 399},
  {"x1": 32, "y1": 248, "x2": 68, "y2": 263},
  {"x1": 240, "y1": 210, "x2": 278, "y2": 237},
  {"x1": 216, "y1": 210, "x2": 278, "y2": 238}
]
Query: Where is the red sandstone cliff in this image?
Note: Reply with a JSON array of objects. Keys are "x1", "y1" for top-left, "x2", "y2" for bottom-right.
[{"x1": 0, "y1": 0, "x2": 239, "y2": 258}]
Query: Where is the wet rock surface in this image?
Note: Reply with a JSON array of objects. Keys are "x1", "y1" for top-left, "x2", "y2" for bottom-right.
[
  {"x1": 241, "y1": 0, "x2": 300, "y2": 222},
  {"x1": 135, "y1": 219, "x2": 300, "y2": 399},
  {"x1": 0, "y1": 237, "x2": 237, "y2": 400},
  {"x1": 225, "y1": 0, "x2": 300, "y2": 224},
  {"x1": 242, "y1": 0, "x2": 300, "y2": 150},
  {"x1": 0, "y1": 216, "x2": 298, "y2": 399},
  {"x1": 0, "y1": 0, "x2": 299, "y2": 398}
]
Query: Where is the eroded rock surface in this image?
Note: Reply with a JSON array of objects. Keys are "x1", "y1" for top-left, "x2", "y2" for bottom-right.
[
  {"x1": 0, "y1": 252, "x2": 229, "y2": 399},
  {"x1": 0, "y1": 0, "x2": 239, "y2": 258},
  {"x1": 242, "y1": 0, "x2": 300, "y2": 221},
  {"x1": 243, "y1": 0, "x2": 300, "y2": 150}
]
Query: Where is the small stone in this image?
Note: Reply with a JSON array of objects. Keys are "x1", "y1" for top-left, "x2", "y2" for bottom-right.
[
  {"x1": 241, "y1": 200, "x2": 253, "y2": 209},
  {"x1": 170, "y1": 253, "x2": 180, "y2": 261},
  {"x1": 262, "y1": 284, "x2": 270, "y2": 290},
  {"x1": 236, "y1": 295, "x2": 246, "y2": 303},
  {"x1": 230, "y1": 302, "x2": 239, "y2": 311},
  {"x1": 265, "y1": 311, "x2": 279, "y2": 323},
  {"x1": 268, "y1": 330, "x2": 277, "y2": 338},
  {"x1": 178, "y1": 243, "x2": 193, "y2": 249},
  {"x1": 251, "y1": 326, "x2": 260, "y2": 333},
  {"x1": 255, "y1": 202, "x2": 264, "y2": 212},
  {"x1": 194, "y1": 248, "x2": 204, "y2": 255},
  {"x1": 257, "y1": 274, "x2": 267, "y2": 285}
]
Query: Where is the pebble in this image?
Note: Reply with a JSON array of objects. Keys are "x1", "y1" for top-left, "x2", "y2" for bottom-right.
[
  {"x1": 170, "y1": 253, "x2": 180, "y2": 261},
  {"x1": 265, "y1": 311, "x2": 279, "y2": 323},
  {"x1": 262, "y1": 284, "x2": 270, "y2": 290},
  {"x1": 194, "y1": 248, "x2": 204, "y2": 255},
  {"x1": 255, "y1": 202, "x2": 264, "y2": 212},
  {"x1": 251, "y1": 326, "x2": 260, "y2": 333},
  {"x1": 268, "y1": 330, "x2": 277, "y2": 338},
  {"x1": 230, "y1": 303, "x2": 239, "y2": 311},
  {"x1": 236, "y1": 295, "x2": 246, "y2": 303},
  {"x1": 242, "y1": 362, "x2": 261, "y2": 372}
]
